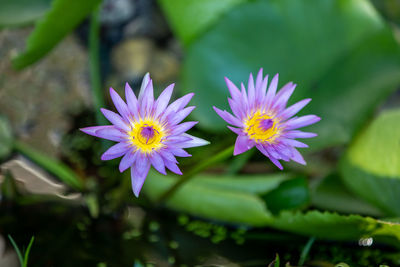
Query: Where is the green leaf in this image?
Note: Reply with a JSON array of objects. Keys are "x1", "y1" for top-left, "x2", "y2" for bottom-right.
[
  {"x1": 340, "y1": 109, "x2": 400, "y2": 216},
  {"x1": 311, "y1": 173, "x2": 383, "y2": 216},
  {"x1": 143, "y1": 171, "x2": 292, "y2": 226},
  {"x1": 0, "y1": 116, "x2": 13, "y2": 160},
  {"x1": 271, "y1": 210, "x2": 400, "y2": 247},
  {"x1": 262, "y1": 177, "x2": 310, "y2": 214},
  {"x1": 158, "y1": 0, "x2": 248, "y2": 46},
  {"x1": 181, "y1": 0, "x2": 400, "y2": 150},
  {"x1": 0, "y1": 0, "x2": 52, "y2": 28},
  {"x1": 14, "y1": 141, "x2": 84, "y2": 190},
  {"x1": 12, "y1": 0, "x2": 101, "y2": 70}
]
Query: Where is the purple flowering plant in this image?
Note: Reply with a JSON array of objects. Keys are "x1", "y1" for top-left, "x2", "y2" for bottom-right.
[
  {"x1": 213, "y1": 69, "x2": 320, "y2": 169},
  {"x1": 82, "y1": 70, "x2": 319, "y2": 197},
  {"x1": 81, "y1": 73, "x2": 208, "y2": 197}
]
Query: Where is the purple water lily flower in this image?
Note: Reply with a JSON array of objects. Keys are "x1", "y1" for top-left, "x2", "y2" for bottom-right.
[
  {"x1": 81, "y1": 73, "x2": 208, "y2": 197},
  {"x1": 213, "y1": 69, "x2": 320, "y2": 169}
]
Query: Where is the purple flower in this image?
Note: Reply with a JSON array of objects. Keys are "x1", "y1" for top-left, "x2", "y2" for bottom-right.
[
  {"x1": 213, "y1": 69, "x2": 320, "y2": 170},
  {"x1": 81, "y1": 73, "x2": 208, "y2": 197}
]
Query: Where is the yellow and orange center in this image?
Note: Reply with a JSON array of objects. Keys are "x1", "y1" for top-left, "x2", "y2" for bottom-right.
[
  {"x1": 244, "y1": 110, "x2": 281, "y2": 144},
  {"x1": 128, "y1": 118, "x2": 165, "y2": 153}
]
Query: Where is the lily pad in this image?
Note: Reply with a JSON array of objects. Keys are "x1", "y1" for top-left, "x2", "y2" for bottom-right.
[
  {"x1": 180, "y1": 0, "x2": 400, "y2": 150},
  {"x1": 340, "y1": 109, "x2": 400, "y2": 216}
]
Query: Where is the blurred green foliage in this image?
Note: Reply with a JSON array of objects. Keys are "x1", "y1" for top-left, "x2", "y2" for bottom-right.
[
  {"x1": 341, "y1": 109, "x2": 400, "y2": 216},
  {"x1": 12, "y1": 0, "x2": 101, "y2": 69},
  {"x1": 0, "y1": 0, "x2": 52, "y2": 28}
]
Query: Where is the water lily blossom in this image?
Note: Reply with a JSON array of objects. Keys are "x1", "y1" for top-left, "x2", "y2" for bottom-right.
[
  {"x1": 81, "y1": 74, "x2": 208, "y2": 197},
  {"x1": 213, "y1": 69, "x2": 320, "y2": 169}
]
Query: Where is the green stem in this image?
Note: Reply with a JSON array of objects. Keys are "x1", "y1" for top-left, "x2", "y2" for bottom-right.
[
  {"x1": 298, "y1": 236, "x2": 315, "y2": 266},
  {"x1": 23, "y1": 236, "x2": 35, "y2": 267},
  {"x1": 156, "y1": 145, "x2": 234, "y2": 204},
  {"x1": 89, "y1": 5, "x2": 107, "y2": 126},
  {"x1": 8, "y1": 235, "x2": 24, "y2": 267}
]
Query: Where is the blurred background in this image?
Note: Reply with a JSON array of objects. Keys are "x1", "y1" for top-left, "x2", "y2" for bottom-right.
[{"x1": 1, "y1": 0, "x2": 400, "y2": 266}]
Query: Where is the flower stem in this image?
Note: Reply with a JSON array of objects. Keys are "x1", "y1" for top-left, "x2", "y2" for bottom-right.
[
  {"x1": 89, "y1": 5, "x2": 107, "y2": 126},
  {"x1": 156, "y1": 145, "x2": 234, "y2": 204}
]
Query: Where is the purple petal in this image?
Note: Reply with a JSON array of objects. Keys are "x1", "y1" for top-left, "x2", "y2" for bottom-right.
[
  {"x1": 213, "y1": 107, "x2": 243, "y2": 127},
  {"x1": 119, "y1": 149, "x2": 138, "y2": 172},
  {"x1": 168, "y1": 106, "x2": 195, "y2": 125},
  {"x1": 138, "y1": 73, "x2": 150, "y2": 102},
  {"x1": 170, "y1": 121, "x2": 198, "y2": 136},
  {"x1": 256, "y1": 144, "x2": 283, "y2": 170},
  {"x1": 140, "y1": 79, "x2": 154, "y2": 117},
  {"x1": 290, "y1": 147, "x2": 306, "y2": 165},
  {"x1": 149, "y1": 152, "x2": 166, "y2": 175},
  {"x1": 255, "y1": 68, "x2": 264, "y2": 92},
  {"x1": 170, "y1": 148, "x2": 191, "y2": 157},
  {"x1": 100, "y1": 108, "x2": 131, "y2": 132},
  {"x1": 174, "y1": 134, "x2": 209, "y2": 148},
  {"x1": 280, "y1": 138, "x2": 309, "y2": 148},
  {"x1": 247, "y1": 73, "x2": 255, "y2": 108},
  {"x1": 165, "y1": 135, "x2": 193, "y2": 144},
  {"x1": 284, "y1": 130, "x2": 318, "y2": 139},
  {"x1": 280, "y1": 98, "x2": 311, "y2": 120},
  {"x1": 240, "y1": 83, "x2": 249, "y2": 112},
  {"x1": 225, "y1": 77, "x2": 241, "y2": 101},
  {"x1": 258, "y1": 75, "x2": 269, "y2": 106},
  {"x1": 154, "y1": 83, "x2": 174, "y2": 118},
  {"x1": 272, "y1": 82, "x2": 296, "y2": 111},
  {"x1": 80, "y1": 126, "x2": 126, "y2": 142},
  {"x1": 264, "y1": 74, "x2": 279, "y2": 110},
  {"x1": 125, "y1": 82, "x2": 140, "y2": 120},
  {"x1": 234, "y1": 135, "x2": 255, "y2": 155},
  {"x1": 110, "y1": 88, "x2": 130, "y2": 121},
  {"x1": 101, "y1": 142, "x2": 130, "y2": 160},
  {"x1": 131, "y1": 154, "x2": 150, "y2": 197},
  {"x1": 159, "y1": 150, "x2": 178, "y2": 163},
  {"x1": 162, "y1": 93, "x2": 194, "y2": 121},
  {"x1": 163, "y1": 159, "x2": 182, "y2": 175},
  {"x1": 284, "y1": 115, "x2": 321, "y2": 130},
  {"x1": 227, "y1": 126, "x2": 243, "y2": 135},
  {"x1": 228, "y1": 98, "x2": 244, "y2": 119}
]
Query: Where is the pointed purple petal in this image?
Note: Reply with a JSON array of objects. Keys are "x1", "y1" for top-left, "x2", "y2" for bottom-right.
[
  {"x1": 174, "y1": 134, "x2": 209, "y2": 148},
  {"x1": 140, "y1": 79, "x2": 154, "y2": 117},
  {"x1": 170, "y1": 148, "x2": 191, "y2": 157},
  {"x1": 161, "y1": 93, "x2": 194, "y2": 121},
  {"x1": 101, "y1": 108, "x2": 131, "y2": 132},
  {"x1": 233, "y1": 135, "x2": 255, "y2": 156},
  {"x1": 225, "y1": 77, "x2": 241, "y2": 101},
  {"x1": 170, "y1": 121, "x2": 198, "y2": 136},
  {"x1": 290, "y1": 147, "x2": 306, "y2": 165},
  {"x1": 125, "y1": 82, "x2": 140, "y2": 120},
  {"x1": 247, "y1": 73, "x2": 255, "y2": 108},
  {"x1": 272, "y1": 82, "x2": 296, "y2": 111},
  {"x1": 168, "y1": 106, "x2": 195, "y2": 125},
  {"x1": 264, "y1": 74, "x2": 279, "y2": 110},
  {"x1": 280, "y1": 98, "x2": 311, "y2": 120},
  {"x1": 149, "y1": 152, "x2": 166, "y2": 175},
  {"x1": 131, "y1": 155, "x2": 150, "y2": 197},
  {"x1": 213, "y1": 107, "x2": 243, "y2": 127},
  {"x1": 81, "y1": 126, "x2": 126, "y2": 142},
  {"x1": 280, "y1": 138, "x2": 309, "y2": 148},
  {"x1": 228, "y1": 98, "x2": 244, "y2": 119},
  {"x1": 101, "y1": 142, "x2": 130, "y2": 160},
  {"x1": 138, "y1": 73, "x2": 150, "y2": 102},
  {"x1": 227, "y1": 126, "x2": 243, "y2": 135},
  {"x1": 163, "y1": 159, "x2": 182, "y2": 175},
  {"x1": 154, "y1": 83, "x2": 174, "y2": 118},
  {"x1": 284, "y1": 115, "x2": 321, "y2": 130},
  {"x1": 160, "y1": 150, "x2": 178, "y2": 163},
  {"x1": 284, "y1": 130, "x2": 318, "y2": 139},
  {"x1": 119, "y1": 149, "x2": 137, "y2": 172},
  {"x1": 110, "y1": 88, "x2": 130, "y2": 121}
]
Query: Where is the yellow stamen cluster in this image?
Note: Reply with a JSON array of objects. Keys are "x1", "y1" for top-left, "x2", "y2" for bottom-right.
[
  {"x1": 244, "y1": 110, "x2": 281, "y2": 144},
  {"x1": 128, "y1": 118, "x2": 166, "y2": 153}
]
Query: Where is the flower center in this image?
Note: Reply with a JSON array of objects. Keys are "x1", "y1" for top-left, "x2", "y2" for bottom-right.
[
  {"x1": 138, "y1": 126, "x2": 158, "y2": 145},
  {"x1": 129, "y1": 119, "x2": 165, "y2": 153},
  {"x1": 244, "y1": 110, "x2": 280, "y2": 143}
]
